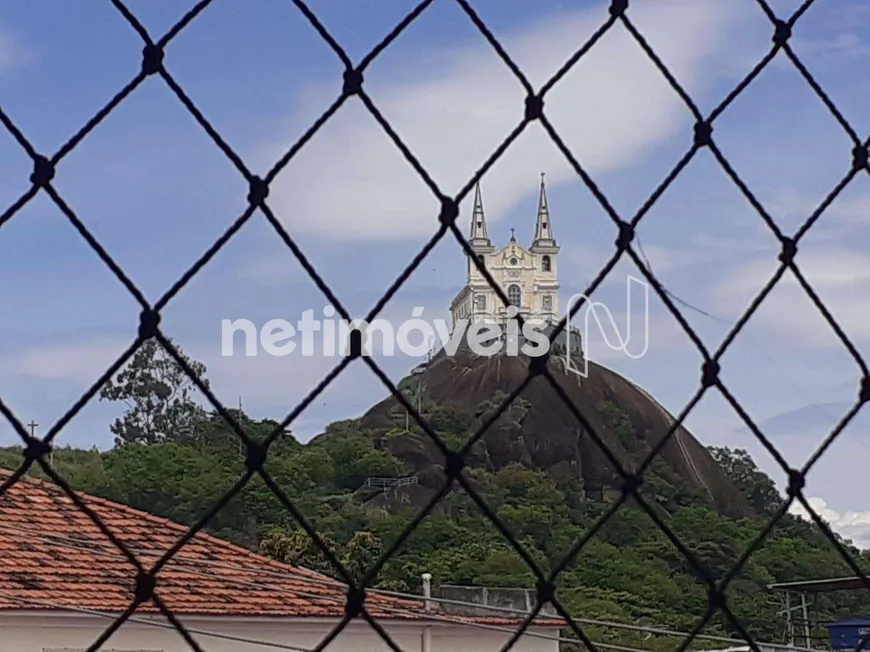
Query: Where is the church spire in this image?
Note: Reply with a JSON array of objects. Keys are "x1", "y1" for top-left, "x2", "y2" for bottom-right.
[
  {"x1": 469, "y1": 181, "x2": 492, "y2": 247},
  {"x1": 532, "y1": 172, "x2": 554, "y2": 245}
]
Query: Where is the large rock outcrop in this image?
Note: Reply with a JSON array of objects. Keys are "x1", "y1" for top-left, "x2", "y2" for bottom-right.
[{"x1": 323, "y1": 348, "x2": 754, "y2": 520}]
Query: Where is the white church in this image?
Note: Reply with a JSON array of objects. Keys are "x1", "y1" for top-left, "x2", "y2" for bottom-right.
[{"x1": 450, "y1": 173, "x2": 561, "y2": 331}]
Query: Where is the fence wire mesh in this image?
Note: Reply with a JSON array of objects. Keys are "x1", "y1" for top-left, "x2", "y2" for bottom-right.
[{"x1": 1, "y1": 0, "x2": 870, "y2": 651}]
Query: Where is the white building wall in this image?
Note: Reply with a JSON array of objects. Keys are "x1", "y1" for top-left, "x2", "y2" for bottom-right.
[{"x1": 3, "y1": 613, "x2": 562, "y2": 652}]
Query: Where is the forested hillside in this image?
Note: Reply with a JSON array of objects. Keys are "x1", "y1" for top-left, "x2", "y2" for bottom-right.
[{"x1": 3, "y1": 339, "x2": 869, "y2": 651}]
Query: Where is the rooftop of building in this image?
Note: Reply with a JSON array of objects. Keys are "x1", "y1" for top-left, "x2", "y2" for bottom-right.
[{"x1": 0, "y1": 468, "x2": 563, "y2": 627}]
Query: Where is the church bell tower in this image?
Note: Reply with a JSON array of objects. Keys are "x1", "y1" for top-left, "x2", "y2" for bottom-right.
[{"x1": 449, "y1": 174, "x2": 561, "y2": 330}]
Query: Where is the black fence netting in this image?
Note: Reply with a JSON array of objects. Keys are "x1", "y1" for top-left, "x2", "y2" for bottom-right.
[{"x1": 1, "y1": 1, "x2": 869, "y2": 652}]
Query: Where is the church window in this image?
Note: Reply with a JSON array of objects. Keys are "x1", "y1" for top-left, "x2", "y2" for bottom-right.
[
  {"x1": 507, "y1": 284, "x2": 521, "y2": 306},
  {"x1": 510, "y1": 257, "x2": 518, "y2": 265},
  {"x1": 543, "y1": 295, "x2": 552, "y2": 311},
  {"x1": 476, "y1": 295, "x2": 486, "y2": 311},
  {"x1": 542, "y1": 255, "x2": 551, "y2": 272},
  {"x1": 477, "y1": 254, "x2": 485, "y2": 266}
]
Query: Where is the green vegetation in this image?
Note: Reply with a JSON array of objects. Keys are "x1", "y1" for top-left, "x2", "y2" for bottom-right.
[{"x1": 4, "y1": 340, "x2": 870, "y2": 651}]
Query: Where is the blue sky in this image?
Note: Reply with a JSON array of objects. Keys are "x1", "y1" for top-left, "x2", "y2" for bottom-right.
[{"x1": 2, "y1": 0, "x2": 870, "y2": 544}]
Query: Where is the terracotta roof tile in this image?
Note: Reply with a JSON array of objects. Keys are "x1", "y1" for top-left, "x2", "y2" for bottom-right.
[{"x1": 0, "y1": 469, "x2": 563, "y2": 627}]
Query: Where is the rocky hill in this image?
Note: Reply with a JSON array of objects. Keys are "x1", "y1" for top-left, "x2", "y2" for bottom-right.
[{"x1": 332, "y1": 348, "x2": 754, "y2": 520}]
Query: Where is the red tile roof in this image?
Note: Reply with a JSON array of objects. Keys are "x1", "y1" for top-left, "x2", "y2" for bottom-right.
[{"x1": 0, "y1": 469, "x2": 563, "y2": 627}]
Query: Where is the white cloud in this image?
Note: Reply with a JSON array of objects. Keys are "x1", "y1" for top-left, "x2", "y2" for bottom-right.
[
  {"x1": 790, "y1": 496, "x2": 870, "y2": 549},
  {"x1": 238, "y1": 253, "x2": 309, "y2": 286},
  {"x1": 785, "y1": 0, "x2": 870, "y2": 70},
  {"x1": 0, "y1": 34, "x2": 13, "y2": 73},
  {"x1": 635, "y1": 233, "x2": 772, "y2": 276},
  {"x1": 0, "y1": 30, "x2": 32, "y2": 75},
  {"x1": 793, "y1": 33, "x2": 870, "y2": 67},
  {"x1": 1, "y1": 335, "x2": 348, "y2": 410},
  {"x1": 0, "y1": 325, "x2": 432, "y2": 442},
  {"x1": 605, "y1": 181, "x2": 870, "y2": 350},
  {"x1": 3, "y1": 339, "x2": 133, "y2": 385},
  {"x1": 710, "y1": 245, "x2": 870, "y2": 346},
  {"x1": 618, "y1": 182, "x2": 870, "y2": 350},
  {"x1": 261, "y1": 0, "x2": 748, "y2": 243},
  {"x1": 764, "y1": 187, "x2": 870, "y2": 233}
]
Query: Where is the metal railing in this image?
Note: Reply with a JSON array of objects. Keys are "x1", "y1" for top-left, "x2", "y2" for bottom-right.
[{"x1": 364, "y1": 477, "x2": 420, "y2": 491}]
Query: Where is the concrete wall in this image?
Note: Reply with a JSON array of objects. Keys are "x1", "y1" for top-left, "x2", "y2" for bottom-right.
[{"x1": 3, "y1": 613, "x2": 562, "y2": 652}]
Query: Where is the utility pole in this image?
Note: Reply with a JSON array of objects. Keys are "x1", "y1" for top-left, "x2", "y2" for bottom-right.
[
  {"x1": 238, "y1": 396, "x2": 244, "y2": 455},
  {"x1": 411, "y1": 364, "x2": 426, "y2": 420},
  {"x1": 28, "y1": 421, "x2": 49, "y2": 465}
]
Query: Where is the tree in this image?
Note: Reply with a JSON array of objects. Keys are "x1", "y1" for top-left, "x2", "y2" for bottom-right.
[
  {"x1": 259, "y1": 527, "x2": 341, "y2": 577},
  {"x1": 597, "y1": 401, "x2": 635, "y2": 448},
  {"x1": 99, "y1": 337, "x2": 209, "y2": 446},
  {"x1": 343, "y1": 531, "x2": 382, "y2": 582},
  {"x1": 707, "y1": 446, "x2": 784, "y2": 516},
  {"x1": 312, "y1": 434, "x2": 406, "y2": 491},
  {"x1": 99, "y1": 441, "x2": 233, "y2": 529},
  {"x1": 192, "y1": 409, "x2": 296, "y2": 455}
]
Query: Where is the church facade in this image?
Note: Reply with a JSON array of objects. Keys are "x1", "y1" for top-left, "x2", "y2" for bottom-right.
[{"x1": 450, "y1": 174, "x2": 560, "y2": 331}]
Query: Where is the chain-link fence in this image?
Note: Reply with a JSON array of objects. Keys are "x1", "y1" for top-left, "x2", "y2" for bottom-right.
[{"x1": 2, "y1": 1, "x2": 870, "y2": 651}]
